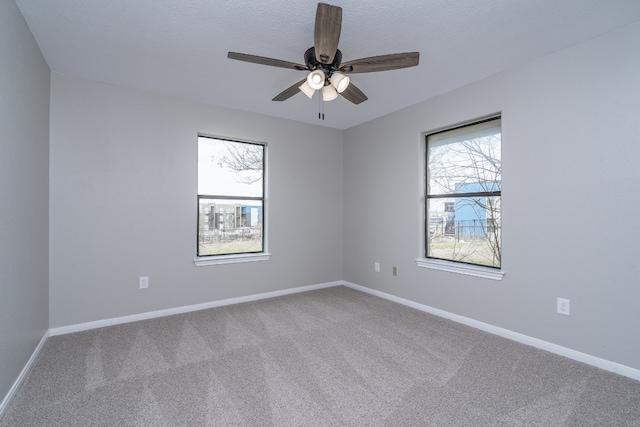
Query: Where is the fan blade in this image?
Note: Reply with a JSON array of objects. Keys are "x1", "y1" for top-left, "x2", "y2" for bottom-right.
[
  {"x1": 314, "y1": 3, "x2": 342, "y2": 64},
  {"x1": 272, "y1": 79, "x2": 308, "y2": 101},
  {"x1": 340, "y1": 52, "x2": 419, "y2": 74},
  {"x1": 340, "y1": 83, "x2": 368, "y2": 105},
  {"x1": 228, "y1": 52, "x2": 308, "y2": 71}
]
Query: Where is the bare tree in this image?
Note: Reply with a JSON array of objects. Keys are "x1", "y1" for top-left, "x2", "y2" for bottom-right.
[
  {"x1": 428, "y1": 133, "x2": 501, "y2": 266},
  {"x1": 215, "y1": 142, "x2": 263, "y2": 185},
  {"x1": 429, "y1": 135, "x2": 501, "y2": 193}
]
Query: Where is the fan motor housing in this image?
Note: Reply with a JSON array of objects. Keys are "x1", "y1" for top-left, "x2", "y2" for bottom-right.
[{"x1": 304, "y1": 47, "x2": 342, "y2": 81}]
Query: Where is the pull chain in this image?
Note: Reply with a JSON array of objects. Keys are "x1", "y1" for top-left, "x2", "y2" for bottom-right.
[
  {"x1": 316, "y1": 90, "x2": 326, "y2": 120},
  {"x1": 318, "y1": 93, "x2": 325, "y2": 120}
]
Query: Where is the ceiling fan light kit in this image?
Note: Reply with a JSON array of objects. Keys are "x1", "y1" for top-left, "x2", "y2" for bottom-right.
[
  {"x1": 322, "y1": 84, "x2": 339, "y2": 101},
  {"x1": 228, "y1": 2, "x2": 420, "y2": 116},
  {"x1": 300, "y1": 67, "x2": 350, "y2": 101},
  {"x1": 299, "y1": 80, "x2": 316, "y2": 99},
  {"x1": 307, "y1": 69, "x2": 326, "y2": 90},
  {"x1": 330, "y1": 72, "x2": 350, "y2": 93}
]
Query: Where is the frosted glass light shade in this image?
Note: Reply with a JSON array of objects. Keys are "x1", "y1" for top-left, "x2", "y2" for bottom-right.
[
  {"x1": 307, "y1": 70, "x2": 325, "y2": 90},
  {"x1": 322, "y1": 84, "x2": 338, "y2": 101},
  {"x1": 299, "y1": 81, "x2": 316, "y2": 98},
  {"x1": 330, "y1": 72, "x2": 350, "y2": 93}
]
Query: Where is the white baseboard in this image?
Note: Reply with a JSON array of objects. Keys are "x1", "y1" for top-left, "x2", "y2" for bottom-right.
[
  {"x1": 49, "y1": 281, "x2": 342, "y2": 336},
  {"x1": 0, "y1": 330, "x2": 49, "y2": 420},
  {"x1": 45, "y1": 279, "x2": 640, "y2": 382},
  {"x1": 342, "y1": 281, "x2": 640, "y2": 382}
]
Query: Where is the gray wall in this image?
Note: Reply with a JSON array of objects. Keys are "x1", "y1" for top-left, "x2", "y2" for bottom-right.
[
  {"x1": 49, "y1": 74, "x2": 344, "y2": 327},
  {"x1": 0, "y1": 0, "x2": 50, "y2": 403},
  {"x1": 343, "y1": 21, "x2": 640, "y2": 370}
]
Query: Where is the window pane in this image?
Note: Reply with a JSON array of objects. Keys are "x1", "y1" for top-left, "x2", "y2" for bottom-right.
[
  {"x1": 427, "y1": 196, "x2": 501, "y2": 268},
  {"x1": 198, "y1": 198, "x2": 263, "y2": 256},
  {"x1": 428, "y1": 119, "x2": 501, "y2": 196},
  {"x1": 198, "y1": 137, "x2": 263, "y2": 197},
  {"x1": 197, "y1": 135, "x2": 265, "y2": 258}
]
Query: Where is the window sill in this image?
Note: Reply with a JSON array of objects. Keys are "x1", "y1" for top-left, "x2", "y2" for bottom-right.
[
  {"x1": 194, "y1": 252, "x2": 271, "y2": 267},
  {"x1": 415, "y1": 258, "x2": 504, "y2": 280}
]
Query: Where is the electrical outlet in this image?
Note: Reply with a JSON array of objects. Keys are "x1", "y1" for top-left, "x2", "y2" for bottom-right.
[
  {"x1": 392, "y1": 266, "x2": 398, "y2": 277},
  {"x1": 139, "y1": 276, "x2": 149, "y2": 289},
  {"x1": 557, "y1": 298, "x2": 570, "y2": 316},
  {"x1": 374, "y1": 262, "x2": 380, "y2": 273}
]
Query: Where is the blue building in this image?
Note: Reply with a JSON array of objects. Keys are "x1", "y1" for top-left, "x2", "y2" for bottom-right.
[
  {"x1": 241, "y1": 205, "x2": 263, "y2": 227},
  {"x1": 454, "y1": 182, "x2": 501, "y2": 238}
]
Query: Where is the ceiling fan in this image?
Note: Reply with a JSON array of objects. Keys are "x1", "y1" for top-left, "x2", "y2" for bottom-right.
[{"x1": 227, "y1": 2, "x2": 419, "y2": 105}]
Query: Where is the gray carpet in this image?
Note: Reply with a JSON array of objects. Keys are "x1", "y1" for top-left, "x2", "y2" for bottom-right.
[{"x1": 2, "y1": 286, "x2": 640, "y2": 426}]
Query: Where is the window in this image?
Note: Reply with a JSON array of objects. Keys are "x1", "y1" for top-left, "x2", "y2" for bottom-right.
[
  {"x1": 197, "y1": 136, "x2": 266, "y2": 261},
  {"x1": 425, "y1": 116, "x2": 502, "y2": 270}
]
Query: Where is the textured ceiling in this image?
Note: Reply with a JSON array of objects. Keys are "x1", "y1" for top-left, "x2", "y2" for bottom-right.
[{"x1": 15, "y1": 0, "x2": 640, "y2": 130}]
